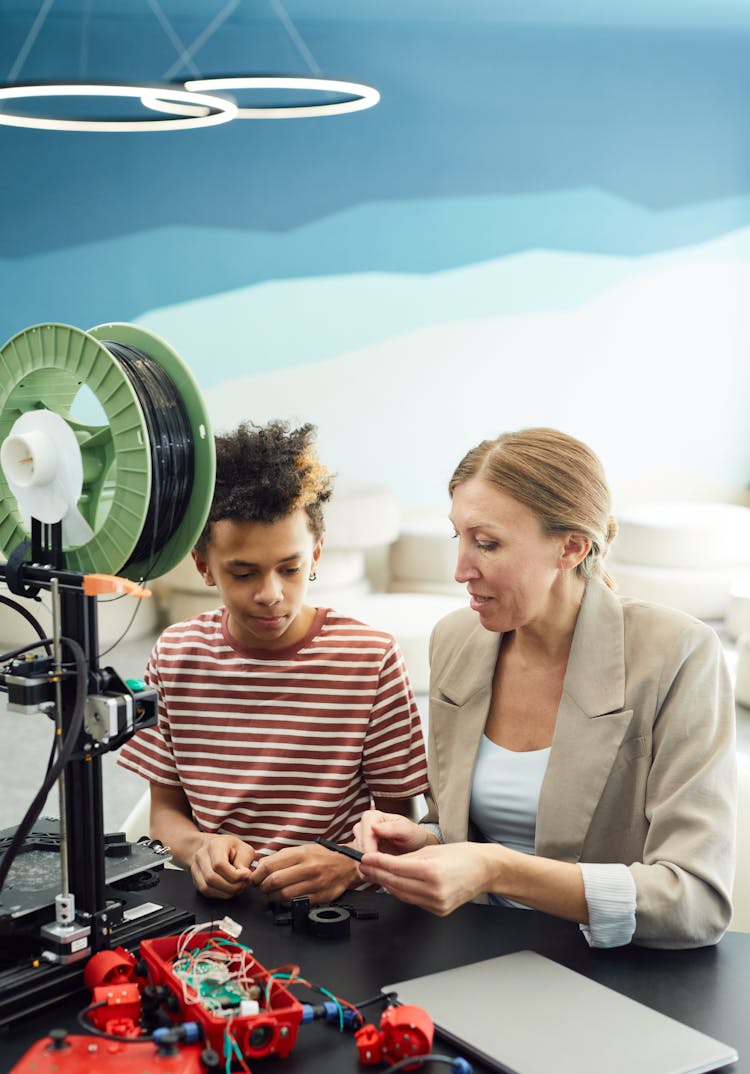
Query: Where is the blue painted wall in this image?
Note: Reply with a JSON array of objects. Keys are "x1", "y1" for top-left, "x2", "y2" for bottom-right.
[{"x1": 2, "y1": 12, "x2": 750, "y2": 505}]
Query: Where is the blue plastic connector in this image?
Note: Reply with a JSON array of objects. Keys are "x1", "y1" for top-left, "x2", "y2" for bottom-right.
[
  {"x1": 152, "y1": 1021, "x2": 202, "y2": 1044},
  {"x1": 450, "y1": 1058, "x2": 473, "y2": 1074}
]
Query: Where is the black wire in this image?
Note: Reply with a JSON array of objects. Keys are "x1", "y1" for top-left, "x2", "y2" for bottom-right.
[
  {"x1": 77, "y1": 1001, "x2": 151, "y2": 1043},
  {"x1": 102, "y1": 341, "x2": 195, "y2": 574},
  {"x1": 96, "y1": 595, "x2": 143, "y2": 660},
  {"x1": 0, "y1": 593, "x2": 51, "y2": 655},
  {"x1": 0, "y1": 636, "x2": 87, "y2": 893},
  {"x1": 0, "y1": 635, "x2": 55, "y2": 664},
  {"x1": 353, "y1": 990, "x2": 399, "y2": 1012}
]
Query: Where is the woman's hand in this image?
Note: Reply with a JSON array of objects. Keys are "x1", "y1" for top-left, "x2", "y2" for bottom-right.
[
  {"x1": 352, "y1": 809, "x2": 436, "y2": 855},
  {"x1": 359, "y1": 841, "x2": 496, "y2": 916}
]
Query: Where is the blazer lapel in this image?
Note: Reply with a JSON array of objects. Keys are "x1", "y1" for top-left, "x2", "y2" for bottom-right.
[
  {"x1": 432, "y1": 616, "x2": 500, "y2": 843},
  {"x1": 537, "y1": 580, "x2": 634, "y2": 861}
]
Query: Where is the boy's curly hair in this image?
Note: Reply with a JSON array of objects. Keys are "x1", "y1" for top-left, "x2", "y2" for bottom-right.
[{"x1": 195, "y1": 420, "x2": 333, "y2": 552}]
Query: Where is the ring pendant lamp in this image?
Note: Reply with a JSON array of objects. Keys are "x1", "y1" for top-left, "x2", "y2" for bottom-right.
[
  {"x1": 0, "y1": 83, "x2": 237, "y2": 132},
  {"x1": 0, "y1": 2, "x2": 380, "y2": 133},
  {"x1": 144, "y1": 76, "x2": 380, "y2": 119}
]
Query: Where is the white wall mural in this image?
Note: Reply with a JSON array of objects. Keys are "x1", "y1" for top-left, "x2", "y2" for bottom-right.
[{"x1": 137, "y1": 205, "x2": 750, "y2": 509}]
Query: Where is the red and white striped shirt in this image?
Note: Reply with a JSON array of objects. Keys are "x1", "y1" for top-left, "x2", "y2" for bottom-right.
[{"x1": 117, "y1": 607, "x2": 429, "y2": 857}]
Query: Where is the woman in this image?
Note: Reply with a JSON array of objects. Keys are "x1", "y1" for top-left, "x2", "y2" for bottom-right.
[{"x1": 353, "y1": 428, "x2": 737, "y2": 948}]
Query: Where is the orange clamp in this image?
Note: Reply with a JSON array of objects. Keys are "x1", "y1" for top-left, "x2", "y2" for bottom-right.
[{"x1": 82, "y1": 574, "x2": 151, "y2": 599}]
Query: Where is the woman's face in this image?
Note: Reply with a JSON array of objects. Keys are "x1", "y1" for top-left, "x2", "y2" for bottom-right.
[{"x1": 450, "y1": 476, "x2": 568, "y2": 634}]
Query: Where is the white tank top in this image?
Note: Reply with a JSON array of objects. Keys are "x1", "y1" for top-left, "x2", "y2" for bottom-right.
[{"x1": 469, "y1": 734, "x2": 551, "y2": 906}]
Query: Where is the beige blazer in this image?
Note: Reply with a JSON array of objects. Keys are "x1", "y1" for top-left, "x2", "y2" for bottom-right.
[{"x1": 423, "y1": 579, "x2": 737, "y2": 948}]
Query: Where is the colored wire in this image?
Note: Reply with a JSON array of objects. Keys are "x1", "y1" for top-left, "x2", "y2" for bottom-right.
[
  {"x1": 102, "y1": 340, "x2": 195, "y2": 577},
  {"x1": 224, "y1": 1023, "x2": 251, "y2": 1074},
  {"x1": 382, "y1": 1055, "x2": 473, "y2": 1074}
]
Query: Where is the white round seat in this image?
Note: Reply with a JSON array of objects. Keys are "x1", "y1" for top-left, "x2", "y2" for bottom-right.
[
  {"x1": 735, "y1": 635, "x2": 750, "y2": 709},
  {"x1": 327, "y1": 591, "x2": 467, "y2": 693},
  {"x1": 324, "y1": 480, "x2": 400, "y2": 550},
  {"x1": 606, "y1": 559, "x2": 740, "y2": 621},
  {"x1": 389, "y1": 508, "x2": 456, "y2": 586},
  {"x1": 727, "y1": 576, "x2": 750, "y2": 641},
  {"x1": 389, "y1": 578, "x2": 466, "y2": 597},
  {"x1": 613, "y1": 501, "x2": 750, "y2": 569},
  {"x1": 162, "y1": 589, "x2": 222, "y2": 625}
]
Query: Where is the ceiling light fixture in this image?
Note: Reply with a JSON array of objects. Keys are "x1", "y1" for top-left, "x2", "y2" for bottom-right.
[
  {"x1": 143, "y1": 76, "x2": 380, "y2": 120},
  {"x1": 0, "y1": 83, "x2": 237, "y2": 132},
  {"x1": 0, "y1": 0, "x2": 380, "y2": 133}
]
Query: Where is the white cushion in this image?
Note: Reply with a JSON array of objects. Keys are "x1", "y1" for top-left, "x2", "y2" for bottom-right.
[
  {"x1": 389, "y1": 577, "x2": 466, "y2": 597},
  {"x1": 735, "y1": 637, "x2": 750, "y2": 709},
  {"x1": 607, "y1": 559, "x2": 740, "y2": 620},
  {"x1": 727, "y1": 576, "x2": 750, "y2": 642},
  {"x1": 326, "y1": 592, "x2": 467, "y2": 694},
  {"x1": 613, "y1": 501, "x2": 750, "y2": 569},
  {"x1": 324, "y1": 480, "x2": 400, "y2": 549},
  {"x1": 313, "y1": 579, "x2": 372, "y2": 605},
  {"x1": 317, "y1": 549, "x2": 366, "y2": 588},
  {"x1": 731, "y1": 757, "x2": 750, "y2": 932},
  {"x1": 389, "y1": 507, "x2": 456, "y2": 584},
  {"x1": 163, "y1": 589, "x2": 222, "y2": 625},
  {"x1": 158, "y1": 553, "x2": 202, "y2": 593}
]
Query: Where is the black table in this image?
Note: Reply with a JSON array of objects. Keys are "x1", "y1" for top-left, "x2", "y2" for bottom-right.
[{"x1": 2, "y1": 867, "x2": 748, "y2": 1072}]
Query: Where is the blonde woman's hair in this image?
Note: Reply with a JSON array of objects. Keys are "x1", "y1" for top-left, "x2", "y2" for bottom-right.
[{"x1": 449, "y1": 427, "x2": 618, "y2": 588}]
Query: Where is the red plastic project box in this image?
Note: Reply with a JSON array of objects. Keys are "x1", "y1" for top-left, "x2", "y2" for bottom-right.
[{"x1": 139, "y1": 930, "x2": 303, "y2": 1061}]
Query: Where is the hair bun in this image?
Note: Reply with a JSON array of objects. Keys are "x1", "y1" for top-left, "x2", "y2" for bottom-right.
[{"x1": 606, "y1": 516, "x2": 618, "y2": 545}]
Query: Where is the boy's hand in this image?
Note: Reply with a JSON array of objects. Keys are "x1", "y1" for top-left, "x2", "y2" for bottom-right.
[
  {"x1": 189, "y1": 834, "x2": 256, "y2": 899},
  {"x1": 250, "y1": 843, "x2": 358, "y2": 904}
]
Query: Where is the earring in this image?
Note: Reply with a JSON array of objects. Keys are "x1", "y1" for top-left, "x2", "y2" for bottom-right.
[{"x1": 309, "y1": 571, "x2": 317, "y2": 582}]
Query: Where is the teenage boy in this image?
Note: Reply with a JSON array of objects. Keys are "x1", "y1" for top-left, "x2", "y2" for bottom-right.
[{"x1": 118, "y1": 420, "x2": 429, "y2": 902}]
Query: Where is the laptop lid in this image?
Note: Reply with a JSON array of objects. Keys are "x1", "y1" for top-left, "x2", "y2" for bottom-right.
[{"x1": 382, "y1": 950, "x2": 738, "y2": 1074}]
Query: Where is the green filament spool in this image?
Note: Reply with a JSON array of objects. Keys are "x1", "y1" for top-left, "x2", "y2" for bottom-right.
[{"x1": 0, "y1": 321, "x2": 215, "y2": 581}]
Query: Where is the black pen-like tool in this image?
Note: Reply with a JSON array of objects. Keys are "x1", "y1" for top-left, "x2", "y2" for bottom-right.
[{"x1": 315, "y1": 836, "x2": 363, "y2": 862}]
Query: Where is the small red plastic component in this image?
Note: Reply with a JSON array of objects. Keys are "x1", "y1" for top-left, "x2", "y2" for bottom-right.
[
  {"x1": 355, "y1": 1022, "x2": 383, "y2": 1064},
  {"x1": 379, "y1": 1004, "x2": 434, "y2": 1069},
  {"x1": 84, "y1": 947, "x2": 138, "y2": 989},
  {"x1": 88, "y1": 984, "x2": 142, "y2": 1036}
]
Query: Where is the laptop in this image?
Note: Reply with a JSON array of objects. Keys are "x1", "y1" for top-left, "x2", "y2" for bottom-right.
[{"x1": 381, "y1": 950, "x2": 738, "y2": 1074}]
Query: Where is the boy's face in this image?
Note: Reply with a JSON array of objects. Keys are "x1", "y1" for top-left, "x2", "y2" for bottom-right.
[{"x1": 193, "y1": 508, "x2": 323, "y2": 651}]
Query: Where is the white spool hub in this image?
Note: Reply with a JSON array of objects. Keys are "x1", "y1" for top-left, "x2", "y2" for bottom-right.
[{"x1": 1, "y1": 409, "x2": 93, "y2": 545}]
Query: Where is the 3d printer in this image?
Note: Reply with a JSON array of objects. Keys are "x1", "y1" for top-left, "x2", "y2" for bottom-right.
[{"x1": 0, "y1": 321, "x2": 216, "y2": 1027}]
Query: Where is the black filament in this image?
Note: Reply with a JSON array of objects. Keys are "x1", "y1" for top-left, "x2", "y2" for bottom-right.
[{"x1": 102, "y1": 341, "x2": 195, "y2": 574}]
